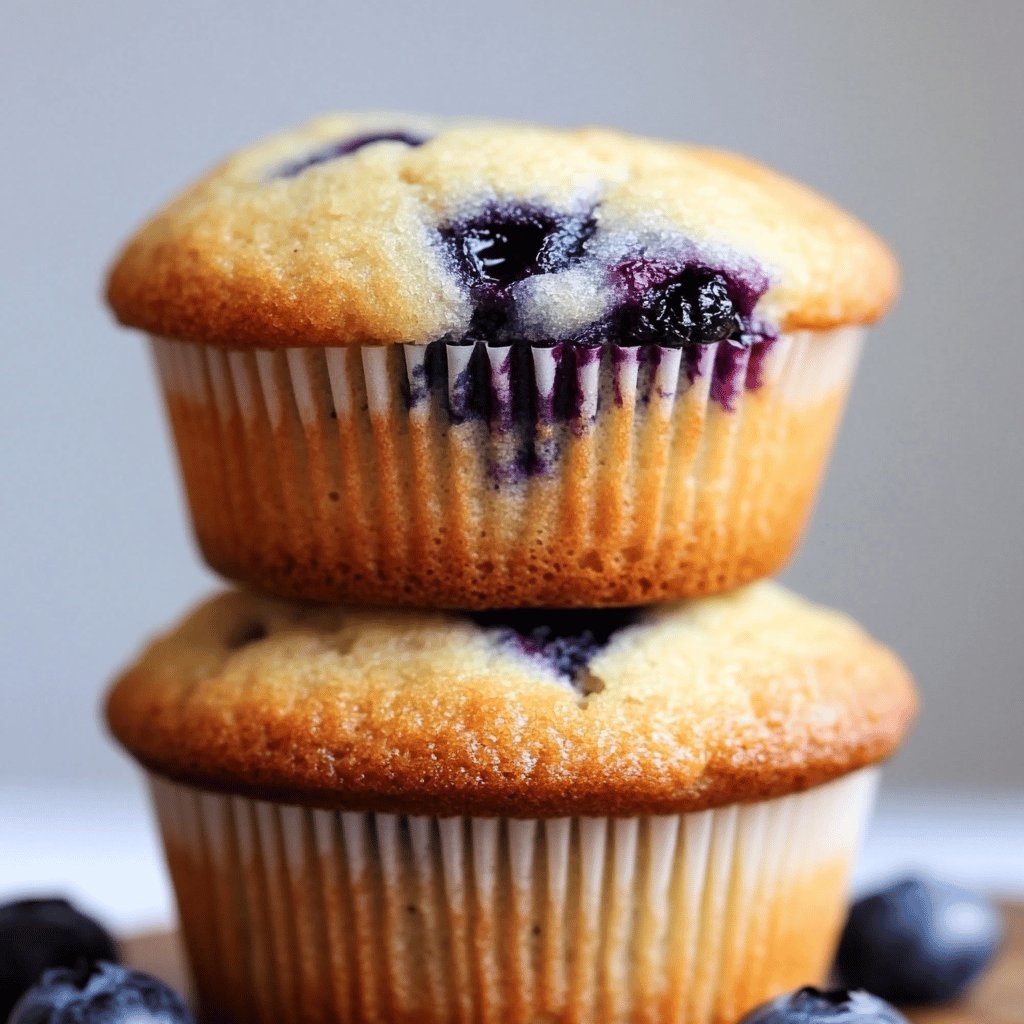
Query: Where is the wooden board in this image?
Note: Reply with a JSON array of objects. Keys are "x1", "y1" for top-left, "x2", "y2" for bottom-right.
[{"x1": 125, "y1": 904, "x2": 1023, "y2": 1023}]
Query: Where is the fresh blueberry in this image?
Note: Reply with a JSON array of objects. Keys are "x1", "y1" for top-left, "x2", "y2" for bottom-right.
[
  {"x1": 471, "y1": 607, "x2": 637, "y2": 686},
  {"x1": 440, "y1": 205, "x2": 596, "y2": 292},
  {"x1": 273, "y1": 130, "x2": 427, "y2": 178},
  {"x1": 835, "y1": 876, "x2": 1003, "y2": 1005},
  {"x1": 0, "y1": 898, "x2": 118, "y2": 1020},
  {"x1": 738, "y1": 987, "x2": 909, "y2": 1023},
  {"x1": 8, "y1": 962, "x2": 193, "y2": 1024}
]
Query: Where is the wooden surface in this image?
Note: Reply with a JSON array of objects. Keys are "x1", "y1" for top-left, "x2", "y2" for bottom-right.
[{"x1": 124, "y1": 904, "x2": 1023, "y2": 1023}]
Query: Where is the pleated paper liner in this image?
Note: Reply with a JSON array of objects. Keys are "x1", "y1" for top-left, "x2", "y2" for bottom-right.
[
  {"x1": 151, "y1": 767, "x2": 877, "y2": 1024},
  {"x1": 152, "y1": 327, "x2": 861, "y2": 607}
]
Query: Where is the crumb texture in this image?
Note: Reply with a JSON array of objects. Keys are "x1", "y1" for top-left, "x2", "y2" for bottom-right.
[
  {"x1": 107, "y1": 582, "x2": 917, "y2": 815},
  {"x1": 107, "y1": 115, "x2": 898, "y2": 349}
]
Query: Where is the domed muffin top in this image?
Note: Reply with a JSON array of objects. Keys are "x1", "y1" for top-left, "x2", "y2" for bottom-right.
[
  {"x1": 106, "y1": 582, "x2": 916, "y2": 816},
  {"x1": 107, "y1": 114, "x2": 898, "y2": 350}
]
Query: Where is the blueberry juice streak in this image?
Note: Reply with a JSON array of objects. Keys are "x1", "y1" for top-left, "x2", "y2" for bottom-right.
[
  {"x1": 272, "y1": 130, "x2": 427, "y2": 179},
  {"x1": 611, "y1": 257, "x2": 777, "y2": 411},
  {"x1": 406, "y1": 202, "x2": 780, "y2": 478}
]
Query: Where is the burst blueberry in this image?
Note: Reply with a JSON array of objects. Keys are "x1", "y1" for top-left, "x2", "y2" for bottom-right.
[
  {"x1": 8, "y1": 962, "x2": 193, "y2": 1024},
  {"x1": 636, "y1": 269, "x2": 738, "y2": 345},
  {"x1": 519, "y1": 626, "x2": 600, "y2": 679},
  {"x1": 0, "y1": 898, "x2": 118, "y2": 1020},
  {"x1": 738, "y1": 987, "x2": 909, "y2": 1023},
  {"x1": 694, "y1": 273, "x2": 741, "y2": 340},
  {"x1": 273, "y1": 130, "x2": 427, "y2": 178},
  {"x1": 835, "y1": 876, "x2": 1003, "y2": 1005},
  {"x1": 440, "y1": 204, "x2": 596, "y2": 292},
  {"x1": 471, "y1": 607, "x2": 637, "y2": 685}
]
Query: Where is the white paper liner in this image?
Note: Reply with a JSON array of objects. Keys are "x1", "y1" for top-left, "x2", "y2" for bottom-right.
[
  {"x1": 151, "y1": 328, "x2": 863, "y2": 604},
  {"x1": 151, "y1": 767, "x2": 877, "y2": 1024}
]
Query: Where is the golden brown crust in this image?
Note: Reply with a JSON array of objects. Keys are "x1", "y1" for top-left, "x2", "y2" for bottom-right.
[
  {"x1": 106, "y1": 583, "x2": 917, "y2": 816},
  {"x1": 107, "y1": 115, "x2": 898, "y2": 348}
]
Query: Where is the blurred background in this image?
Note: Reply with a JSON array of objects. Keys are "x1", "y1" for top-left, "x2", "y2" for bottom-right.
[{"x1": 3, "y1": 0, "x2": 1021, "y2": 929}]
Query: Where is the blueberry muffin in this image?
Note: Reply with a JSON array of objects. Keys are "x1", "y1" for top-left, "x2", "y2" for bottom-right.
[
  {"x1": 106, "y1": 582, "x2": 916, "y2": 1024},
  {"x1": 107, "y1": 114, "x2": 897, "y2": 608}
]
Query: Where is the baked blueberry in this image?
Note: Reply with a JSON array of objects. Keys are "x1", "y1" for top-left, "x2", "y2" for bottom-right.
[
  {"x1": 274, "y1": 130, "x2": 426, "y2": 178},
  {"x1": 518, "y1": 626, "x2": 601, "y2": 680},
  {"x1": 835, "y1": 876, "x2": 1003, "y2": 1005},
  {"x1": 0, "y1": 898, "x2": 118, "y2": 1020},
  {"x1": 738, "y1": 987, "x2": 908, "y2": 1023},
  {"x1": 607, "y1": 255, "x2": 773, "y2": 352},
  {"x1": 440, "y1": 204, "x2": 596, "y2": 292},
  {"x1": 8, "y1": 962, "x2": 193, "y2": 1024},
  {"x1": 636, "y1": 269, "x2": 738, "y2": 345},
  {"x1": 472, "y1": 607, "x2": 637, "y2": 685}
]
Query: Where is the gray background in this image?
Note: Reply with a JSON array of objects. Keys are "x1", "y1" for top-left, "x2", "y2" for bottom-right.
[{"x1": 2, "y1": 0, "x2": 1021, "y2": 796}]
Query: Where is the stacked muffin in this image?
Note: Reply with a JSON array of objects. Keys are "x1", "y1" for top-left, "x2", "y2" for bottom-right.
[{"x1": 104, "y1": 116, "x2": 918, "y2": 1024}]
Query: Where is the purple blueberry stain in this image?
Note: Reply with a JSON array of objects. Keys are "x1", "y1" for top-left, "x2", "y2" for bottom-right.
[
  {"x1": 471, "y1": 607, "x2": 640, "y2": 690},
  {"x1": 486, "y1": 344, "x2": 516, "y2": 431},
  {"x1": 568, "y1": 342, "x2": 603, "y2": 424},
  {"x1": 405, "y1": 202, "x2": 784, "y2": 483},
  {"x1": 404, "y1": 333, "x2": 778, "y2": 483},
  {"x1": 609, "y1": 344, "x2": 635, "y2": 408},
  {"x1": 272, "y1": 130, "x2": 427, "y2": 179},
  {"x1": 530, "y1": 342, "x2": 565, "y2": 424},
  {"x1": 609, "y1": 256, "x2": 772, "y2": 349},
  {"x1": 709, "y1": 340, "x2": 751, "y2": 411},
  {"x1": 441, "y1": 204, "x2": 597, "y2": 292},
  {"x1": 405, "y1": 356, "x2": 429, "y2": 407},
  {"x1": 438, "y1": 202, "x2": 598, "y2": 344},
  {"x1": 744, "y1": 326, "x2": 779, "y2": 392}
]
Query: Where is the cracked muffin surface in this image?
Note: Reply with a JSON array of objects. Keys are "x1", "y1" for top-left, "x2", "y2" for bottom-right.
[
  {"x1": 107, "y1": 114, "x2": 898, "y2": 350},
  {"x1": 106, "y1": 582, "x2": 916, "y2": 816}
]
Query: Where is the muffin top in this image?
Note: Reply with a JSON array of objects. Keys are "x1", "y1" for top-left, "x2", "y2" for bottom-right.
[
  {"x1": 107, "y1": 582, "x2": 916, "y2": 816},
  {"x1": 107, "y1": 114, "x2": 898, "y2": 351}
]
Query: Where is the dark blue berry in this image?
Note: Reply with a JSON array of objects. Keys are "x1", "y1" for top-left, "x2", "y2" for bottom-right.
[
  {"x1": 835, "y1": 876, "x2": 1003, "y2": 1005},
  {"x1": 636, "y1": 276, "x2": 696, "y2": 342},
  {"x1": 636, "y1": 269, "x2": 738, "y2": 345},
  {"x1": 610, "y1": 256, "x2": 772, "y2": 351},
  {"x1": 471, "y1": 607, "x2": 637, "y2": 686},
  {"x1": 8, "y1": 962, "x2": 193, "y2": 1024},
  {"x1": 440, "y1": 205, "x2": 596, "y2": 292},
  {"x1": 273, "y1": 131, "x2": 426, "y2": 178},
  {"x1": 694, "y1": 274, "x2": 740, "y2": 340},
  {"x1": 520, "y1": 627, "x2": 600, "y2": 680},
  {"x1": 0, "y1": 898, "x2": 118, "y2": 1020},
  {"x1": 738, "y1": 987, "x2": 909, "y2": 1024}
]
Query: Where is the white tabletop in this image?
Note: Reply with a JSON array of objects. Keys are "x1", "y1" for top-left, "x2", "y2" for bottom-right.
[{"x1": 2, "y1": 782, "x2": 1021, "y2": 933}]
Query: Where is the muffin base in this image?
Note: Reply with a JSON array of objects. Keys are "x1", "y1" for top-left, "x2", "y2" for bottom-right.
[
  {"x1": 152, "y1": 328, "x2": 861, "y2": 608},
  {"x1": 151, "y1": 768, "x2": 877, "y2": 1024}
]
